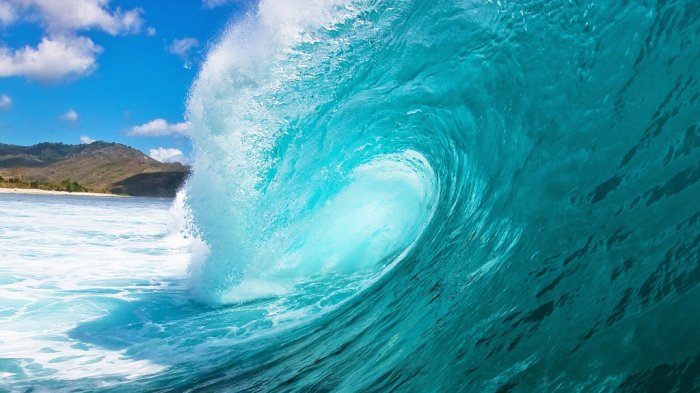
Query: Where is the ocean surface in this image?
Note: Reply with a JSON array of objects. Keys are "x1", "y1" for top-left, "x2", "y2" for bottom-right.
[{"x1": 4, "y1": 0, "x2": 700, "y2": 391}]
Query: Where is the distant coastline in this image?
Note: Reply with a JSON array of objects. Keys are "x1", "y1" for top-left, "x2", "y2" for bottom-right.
[
  {"x1": 0, "y1": 141, "x2": 189, "y2": 197},
  {"x1": 0, "y1": 187, "x2": 126, "y2": 197}
]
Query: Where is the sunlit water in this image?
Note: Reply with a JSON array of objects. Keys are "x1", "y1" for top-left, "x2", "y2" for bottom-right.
[
  {"x1": 1, "y1": 194, "x2": 357, "y2": 391},
  {"x1": 0, "y1": 195, "x2": 190, "y2": 386}
]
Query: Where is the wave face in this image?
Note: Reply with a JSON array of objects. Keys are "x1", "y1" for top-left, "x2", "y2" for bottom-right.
[{"x1": 181, "y1": 0, "x2": 700, "y2": 391}]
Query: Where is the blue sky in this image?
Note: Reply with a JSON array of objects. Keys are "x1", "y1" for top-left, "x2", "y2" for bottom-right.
[{"x1": 0, "y1": 0, "x2": 254, "y2": 163}]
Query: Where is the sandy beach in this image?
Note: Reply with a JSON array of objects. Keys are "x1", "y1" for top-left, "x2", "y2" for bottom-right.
[{"x1": 0, "y1": 187, "x2": 126, "y2": 197}]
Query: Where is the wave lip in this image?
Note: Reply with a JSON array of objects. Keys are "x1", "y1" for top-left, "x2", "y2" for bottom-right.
[{"x1": 184, "y1": 0, "x2": 441, "y2": 307}]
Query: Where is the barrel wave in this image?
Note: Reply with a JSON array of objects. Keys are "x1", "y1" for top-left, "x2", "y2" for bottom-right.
[
  {"x1": 177, "y1": 0, "x2": 700, "y2": 391},
  {"x1": 7, "y1": 0, "x2": 694, "y2": 391}
]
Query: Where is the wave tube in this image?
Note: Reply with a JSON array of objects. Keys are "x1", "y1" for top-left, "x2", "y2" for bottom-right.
[{"x1": 178, "y1": 0, "x2": 700, "y2": 391}]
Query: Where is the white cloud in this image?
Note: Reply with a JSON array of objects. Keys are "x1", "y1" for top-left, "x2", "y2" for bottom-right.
[
  {"x1": 169, "y1": 38, "x2": 199, "y2": 57},
  {"x1": 0, "y1": 0, "x2": 145, "y2": 82},
  {"x1": 80, "y1": 135, "x2": 96, "y2": 144},
  {"x1": 168, "y1": 37, "x2": 199, "y2": 68},
  {"x1": 146, "y1": 26, "x2": 156, "y2": 36},
  {"x1": 0, "y1": 2, "x2": 16, "y2": 25},
  {"x1": 128, "y1": 119, "x2": 190, "y2": 137},
  {"x1": 202, "y1": 0, "x2": 236, "y2": 8},
  {"x1": 0, "y1": 94, "x2": 11, "y2": 111},
  {"x1": 61, "y1": 108, "x2": 78, "y2": 122},
  {"x1": 149, "y1": 147, "x2": 186, "y2": 164},
  {"x1": 0, "y1": 36, "x2": 101, "y2": 82},
  {"x1": 9, "y1": 0, "x2": 144, "y2": 35}
]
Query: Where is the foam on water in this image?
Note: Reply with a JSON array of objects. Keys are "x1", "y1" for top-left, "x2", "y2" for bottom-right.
[{"x1": 0, "y1": 195, "x2": 187, "y2": 384}]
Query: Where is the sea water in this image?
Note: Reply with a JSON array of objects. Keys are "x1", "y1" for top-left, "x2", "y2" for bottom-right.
[
  {"x1": 4, "y1": 0, "x2": 700, "y2": 391},
  {"x1": 0, "y1": 195, "x2": 190, "y2": 386},
  {"x1": 0, "y1": 194, "x2": 345, "y2": 391}
]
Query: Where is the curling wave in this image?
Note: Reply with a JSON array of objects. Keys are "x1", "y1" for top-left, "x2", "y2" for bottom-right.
[{"x1": 174, "y1": 0, "x2": 700, "y2": 391}]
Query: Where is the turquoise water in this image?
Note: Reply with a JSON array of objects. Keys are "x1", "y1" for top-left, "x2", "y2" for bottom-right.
[{"x1": 4, "y1": 0, "x2": 700, "y2": 391}]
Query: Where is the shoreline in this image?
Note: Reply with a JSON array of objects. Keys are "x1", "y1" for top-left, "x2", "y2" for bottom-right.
[{"x1": 0, "y1": 187, "x2": 127, "y2": 197}]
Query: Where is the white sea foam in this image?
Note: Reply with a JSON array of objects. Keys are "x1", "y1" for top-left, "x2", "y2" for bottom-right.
[
  {"x1": 0, "y1": 195, "x2": 190, "y2": 384},
  {"x1": 185, "y1": 0, "x2": 420, "y2": 305}
]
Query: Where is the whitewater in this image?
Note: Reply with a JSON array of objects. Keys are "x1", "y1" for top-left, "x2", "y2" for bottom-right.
[{"x1": 3, "y1": 0, "x2": 700, "y2": 391}]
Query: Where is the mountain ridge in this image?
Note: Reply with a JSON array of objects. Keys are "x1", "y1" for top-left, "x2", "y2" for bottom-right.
[{"x1": 0, "y1": 142, "x2": 190, "y2": 197}]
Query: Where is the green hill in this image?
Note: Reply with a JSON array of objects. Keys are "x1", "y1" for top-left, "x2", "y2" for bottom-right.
[{"x1": 0, "y1": 142, "x2": 190, "y2": 197}]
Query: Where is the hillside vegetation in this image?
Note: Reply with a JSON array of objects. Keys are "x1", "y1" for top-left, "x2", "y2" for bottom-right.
[{"x1": 0, "y1": 142, "x2": 189, "y2": 197}]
